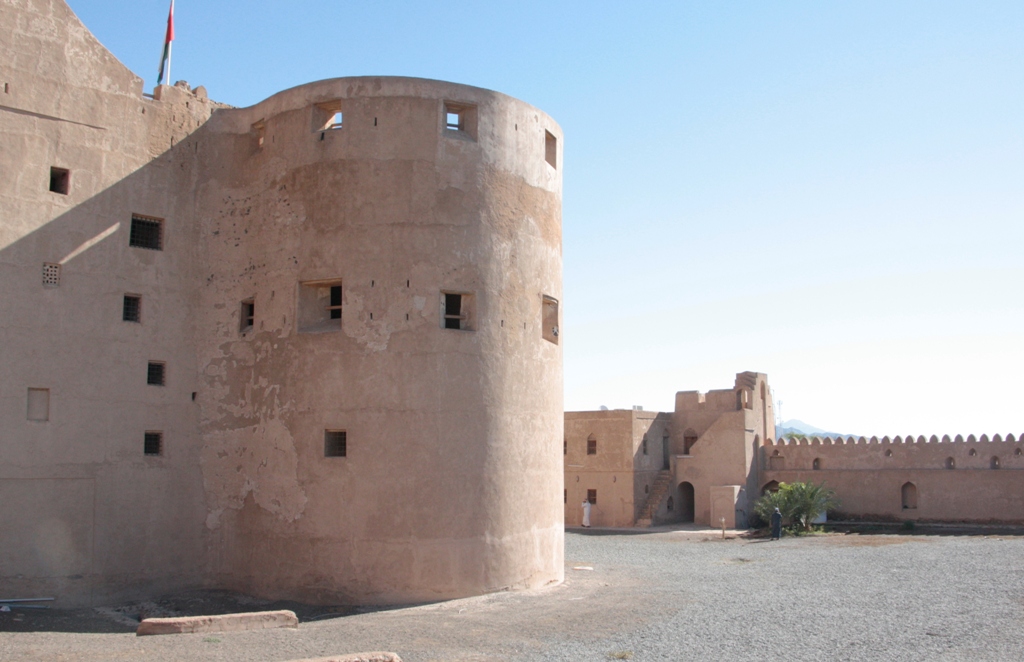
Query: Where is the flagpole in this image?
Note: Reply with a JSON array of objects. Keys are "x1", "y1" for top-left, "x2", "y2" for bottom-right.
[{"x1": 166, "y1": 0, "x2": 174, "y2": 84}]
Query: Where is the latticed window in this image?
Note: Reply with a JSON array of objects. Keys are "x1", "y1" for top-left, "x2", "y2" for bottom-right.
[
  {"x1": 144, "y1": 432, "x2": 163, "y2": 456},
  {"x1": 123, "y1": 295, "x2": 141, "y2": 322},
  {"x1": 147, "y1": 362, "x2": 165, "y2": 386},
  {"x1": 587, "y1": 435, "x2": 597, "y2": 455},
  {"x1": 129, "y1": 215, "x2": 163, "y2": 250},
  {"x1": 42, "y1": 263, "x2": 60, "y2": 286}
]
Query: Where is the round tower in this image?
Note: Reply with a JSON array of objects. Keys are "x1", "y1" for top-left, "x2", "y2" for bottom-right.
[{"x1": 194, "y1": 77, "x2": 564, "y2": 603}]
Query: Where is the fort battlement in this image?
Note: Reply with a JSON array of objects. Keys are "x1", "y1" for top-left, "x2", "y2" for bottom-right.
[
  {"x1": 768, "y1": 433, "x2": 1022, "y2": 446},
  {"x1": 762, "y1": 430, "x2": 1024, "y2": 522}
]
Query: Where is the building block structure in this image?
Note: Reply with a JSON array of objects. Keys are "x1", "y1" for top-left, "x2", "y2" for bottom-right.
[
  {"x1": 1, "y1": 0, "x2": 564, "y2": 607},
  {"x1": 566, "y1": 372, "x2": 1024, "y2": 528}
]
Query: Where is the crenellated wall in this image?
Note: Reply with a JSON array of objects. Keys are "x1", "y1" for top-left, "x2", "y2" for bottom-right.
[{"x1": 762, "y1": 434, "x2": 1024, "y2": 522}]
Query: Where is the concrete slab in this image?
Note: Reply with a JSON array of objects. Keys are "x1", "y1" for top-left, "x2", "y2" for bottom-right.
[
  {"x1": 136, "y1": 609, "x2": 298, "y2": 636},
  {"x1": 287, "y1": 655, "x2": 402, "y2": 662}
]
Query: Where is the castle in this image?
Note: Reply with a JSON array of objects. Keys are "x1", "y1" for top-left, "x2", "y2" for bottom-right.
[
  {"x1": 1, "y1": 0, "x2": 564, "y2": 607},
  {"x1": 565, "y1": 372, "x2": 1024, "y2": 528}
]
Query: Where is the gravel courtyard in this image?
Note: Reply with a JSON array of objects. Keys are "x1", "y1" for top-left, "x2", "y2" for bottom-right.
[{"x1": 2, "y1": 528, "x2": 1022, "y2": 661}]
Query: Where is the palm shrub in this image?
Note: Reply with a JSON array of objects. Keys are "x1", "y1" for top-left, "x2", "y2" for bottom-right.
[
  {"x1": 754, "y1": 481, "x2": 840, "y2": 532},
  {"x1": 753, "y1": 488, "x2": 789, "y2": 527}
]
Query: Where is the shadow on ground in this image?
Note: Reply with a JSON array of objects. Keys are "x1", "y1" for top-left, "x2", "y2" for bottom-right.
[{"x1": 0, "y1": 589, "x2": 421, "y2": 634}]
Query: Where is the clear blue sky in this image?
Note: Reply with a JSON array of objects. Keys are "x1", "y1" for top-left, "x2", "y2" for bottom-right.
[{"x1": 71, "y1": 0, "x2": 1024, "y2": 436}]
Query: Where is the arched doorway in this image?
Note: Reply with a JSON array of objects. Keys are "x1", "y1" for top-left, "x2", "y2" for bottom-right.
[
  {"x1": 901, "y1": 482, "x2": 917, "y2": 510},
  {"x1": 679, "y1": 482, "x2": 695, "y2": 523},
  {"x1": 762, "y1": 480, "x2": 780, "y2": 494}
]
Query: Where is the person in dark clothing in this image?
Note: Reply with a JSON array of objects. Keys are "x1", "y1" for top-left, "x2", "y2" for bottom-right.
[{"x1": 770, "y1": 507, "x2": 783, "y2": 540}]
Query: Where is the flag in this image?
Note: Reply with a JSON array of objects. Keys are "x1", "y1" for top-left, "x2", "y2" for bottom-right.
[{"x1": 157, "y1": 0, "x2": 174, "y2": 85}]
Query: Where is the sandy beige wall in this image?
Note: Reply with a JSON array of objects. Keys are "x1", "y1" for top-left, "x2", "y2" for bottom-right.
[
  {"x1": 763, "y1": 436, "x2": 1024, "y2": 521},
  {"x1": 0, "y1": 0, "x2": 219, "y2": 606},
  {"x1": 194, "y1": 78, "x2": 564, "y2": 604},
  {"x1": 564, "y1": 411, "x2": 637, "y2": 527}
]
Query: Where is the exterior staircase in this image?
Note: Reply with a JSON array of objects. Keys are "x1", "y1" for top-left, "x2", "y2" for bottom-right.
[{"x1": 635, "y1": 470, "x2": 674, "y2": 527}]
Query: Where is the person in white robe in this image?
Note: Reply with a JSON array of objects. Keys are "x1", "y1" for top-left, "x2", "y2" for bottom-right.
[{"x1": 581, "y1": 499, "x2": 592, "y2": 527}]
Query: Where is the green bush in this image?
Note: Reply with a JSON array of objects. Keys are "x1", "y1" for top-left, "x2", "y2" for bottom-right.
[{"x1": 754, "y1": 481, "x2": 840, "y2": 533}]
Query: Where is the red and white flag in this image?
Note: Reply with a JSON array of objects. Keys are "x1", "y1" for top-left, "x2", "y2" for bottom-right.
[{"x1": 157, "y1": 0, "x2": 174, "y2": 85}]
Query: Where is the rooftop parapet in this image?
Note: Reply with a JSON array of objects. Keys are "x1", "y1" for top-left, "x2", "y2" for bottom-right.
[{"x1": 767, "y1": 433, "x2": 1021, "y2": 447}]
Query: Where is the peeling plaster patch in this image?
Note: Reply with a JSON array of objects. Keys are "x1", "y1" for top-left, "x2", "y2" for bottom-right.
[
  {"x1": 413, "y1": 296, "x2": 426, "y2": 311},
  {"x1": 201, "y1": 418, "x2": 307, "y2": 525},
  {"x1": 343, "y1": 291, "x2": 394, "y2": 352}
]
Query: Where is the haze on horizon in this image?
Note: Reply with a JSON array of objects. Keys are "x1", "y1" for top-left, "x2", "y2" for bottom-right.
[{"x1": 70, "y1": 0, "x2": 1024, "y2": 437}]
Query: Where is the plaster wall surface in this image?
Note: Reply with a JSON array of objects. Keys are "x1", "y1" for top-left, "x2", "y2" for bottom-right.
[
  {"x1": 195, "y1": 77, "x2": 565, "y2": 604},
  {"x1": 671, "y1": 372, "x2": 771, "y2": 526},
  {"x1": 1, "y1": 0, "x2": 220, "y2": 606},
  {"x1": 763, "y1": 435, "x2": 1024, "y2": 522},
  {"x1": 564, "y1": 410, "x2": 637, "y2": 527},
  {"x1": 1, "y1": 0, "x2": 564, "y2": 606}
]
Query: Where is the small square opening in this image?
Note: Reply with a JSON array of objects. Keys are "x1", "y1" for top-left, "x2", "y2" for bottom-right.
[
  {"x1": 241, "y1": 298, "x2": 255, "y2": 331},
  {"x1": 123, "y1": 294, "x2": 141, "y2": 322},
  {"x1": 144, "y1": 431, "x2": 163, "y2": 456},
  {"x1": 129, "y1": 215, "x2": 163, "y2": 250},
  {"x1": 542, "y1": 295, "x2": 559, "y2": 344},
  {"x1": 147, "y1": 361, "x2": 166, "y2": 386},
  {"x1": 42, "y1": 263, "x2": 60, "y2": 287},
  {"x1": 586, "y1": 489, "x2": 597, "y2": 505},
  {"x1": 49, "y1": 167, "x2": 70, "y2": 195},
  {"x1": 545, "y1": 131, "x2": 557, "y2": 168},
  {"x1": 443, "y1": 102, "x2": 477, "y2": 140},
  {"x1": 441, "y1": 291, "x2": 473, "y2": 330},
  {"x1": 313, "y1": 101, "x2": 344, "y2": 132},
  {"x1": 299, "y1": 280, "x2": 343, "y2": 332},
  {"x1": 325, "y1": 430, "x2": 347, "y2": 457}
]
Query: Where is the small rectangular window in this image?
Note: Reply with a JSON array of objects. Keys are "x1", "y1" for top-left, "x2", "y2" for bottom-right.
[
  {"x1": 442, "y1": 291, "x2": 473, "y2": 330},
  {"x1": 325, "y1": 430, "x2": 347, "y2": 457},
  {"x1": 587, "y1": 437, "x2": 597, "y2": 455},
  {"x1": 42, "y1": 263, "x2": 60, "y2": 287},
  {"x1": 144, "y1": 431, "x2": 163, "y2": 456},
  {"x1": 329, "y1": 285, "x2": 342, "y2": 319},
  {"x1": 545, "y1": 130, "x2": 557, "y2": 168},
  {"x1": 129, "y1": 215, "x2": 163, "y2": 250},
  {"x1": 564, "y1": 489, "x2": 567, "y2": 504},
  {"x1": 298, "y1": 280, "x2": 343, "y2": 332},
  {"x1": 587, "y1": 489, "x2": 597, "y2": 505},
  {"x1": 27, "y1": 388, "x2": 49, "y2": 421},
  {"x1": 49, "y1": 167, "x2": 70, "y2": 194},
  {"x1": 443, "y1": 102, "x2": 477, "y2": 140},
  {"x1": 313, "y1": 101, "x2": 344, "y2": 132},
  {"x1": 542, "y1": 295, "x2": 559, "y2": 344},
  {"x1": 241, "y1": 298, "x2": 255, "y2": 331},
  {"x1": 252, "y1": 120, "x2": 266, "y2": 148},
  {"x1": 147, "y1": 361, "x2": 166, "y2": 386},
  {"x1": 123, "y1": 295, "x2": 141, "y2": 322}
]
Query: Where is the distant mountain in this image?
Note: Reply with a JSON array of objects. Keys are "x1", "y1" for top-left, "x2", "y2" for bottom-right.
[{"x1": 776, "y1": 419, "x2": 848, "y2": 438}]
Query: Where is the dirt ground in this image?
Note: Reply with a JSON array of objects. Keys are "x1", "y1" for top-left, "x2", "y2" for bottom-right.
[{"x1": 2, "y1": 526, "x2": 1022, "y2": 661}]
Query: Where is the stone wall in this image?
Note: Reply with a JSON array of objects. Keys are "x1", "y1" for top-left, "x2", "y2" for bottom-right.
[
  {"x1": 762, "y1": 434, "x2": 1024, "y2": 522},
  {"x1": 1, "y1": 0, "x2": 564, "y2": 606}
]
